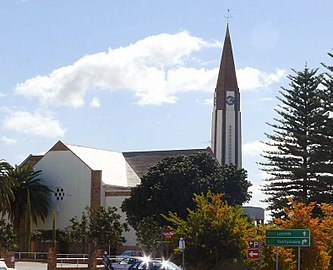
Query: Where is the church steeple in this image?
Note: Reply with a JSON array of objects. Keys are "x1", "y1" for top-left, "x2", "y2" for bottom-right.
[
  {"x1": 211, "y1": 24, "x2": 242, "y2": 167},
  {"x1": 216, "y1": 24, "x2": 239, "y2": 91}
]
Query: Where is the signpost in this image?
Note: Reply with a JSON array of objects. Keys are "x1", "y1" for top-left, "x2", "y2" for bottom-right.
[
  {"x1": 265, "y1": 229, "x2": 311, "y2": 270},
  {"x1": 265, "y1": 229, "x2": 310, "y2": 247},
  {"x1": 162, "y1": 228, "x2": 174, "y2": 240},
  {"x1": 179, "y1": 238, "x2": 185, "y2": 270},
  {"x1": 248, "y1": 240, "x2": 261, "y2": 249},
  {"x1": 247, "y1": 240, "x2": 261, "y2": 270},
  {"x1": 247, "y1": 248, "x2": 260, "y2": 260}
]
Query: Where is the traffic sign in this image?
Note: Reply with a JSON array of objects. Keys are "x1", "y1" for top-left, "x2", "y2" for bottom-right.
[
  {"x1": 179, "y1": 238, "x2": 185, "y2": 251},
  {"x1": 248, "y1": 240, "x2": 261, "y2": 248},
  {"x1": 265, "y1": 229, "x2": 310, "y2": 247},
  {"x1": 247, "y1": 248, "x2": 260, "y2": 260},
  {"x1": 162, "y1": 228, "x2": 174, "y2": 240}
]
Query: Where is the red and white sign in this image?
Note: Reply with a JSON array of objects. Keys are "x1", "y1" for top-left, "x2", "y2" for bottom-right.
[
  {"x1": 247, "y1": 248, "x2": 260, "y2": 260},
  {"x1": 162, "y1": 229, "x2": 174, "y2": 240}
]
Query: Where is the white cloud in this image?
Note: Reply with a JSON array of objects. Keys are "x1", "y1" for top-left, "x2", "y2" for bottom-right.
[
  {"x1": 237, "y1": 67, "x2": 286, "y2": 90},
  {"x1": 15, "y1": 32, "x2": 286, "y2": 106},
  {"x1": 243, "y1": 140, "x2": 276, "y2": 157},
  {"x1": 90, "y1": 97, "x2": 100, "y2": 108},
  {"x1": 203, "y1": 98, "x2": 213, "y2": 106},
  {"x1": 0, "y1": 136, "x2": 17, "y2": 145},
  {"x1": 3, "y1": 110, "x2": 66, "y2": 138},
  {"x1": 0, "y1": 92, "x2": 6, "y2": 98}
]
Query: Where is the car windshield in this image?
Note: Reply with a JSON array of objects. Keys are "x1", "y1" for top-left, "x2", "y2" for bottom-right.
[
  {"x1": 121, "y1": 250, "x2": 143, "y2": 257},
  {"x1": 118, "y1": 257, "x2": 138, "y2": 264}
]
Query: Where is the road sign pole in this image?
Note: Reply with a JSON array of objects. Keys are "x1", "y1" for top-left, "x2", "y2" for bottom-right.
[
  {"x1": 298, "y1": 246, "x2": 300, "y2": 270},
  {"x1": 276, "y1": 246, "x2": 278, "y2": 270},
  {"x1": 179, "y1": 238, "x2": 185, "y2": 270},
  {"x1": 258, "y1": 245, "x2": 262, "y2": 270}
]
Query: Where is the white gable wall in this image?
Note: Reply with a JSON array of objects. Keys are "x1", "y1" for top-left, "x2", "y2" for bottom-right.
[
  {"x1": 105, "y1": 196, "x2": 137, "y2": 247},
  {"x1": 34, "y1": 150, "x2": 92, "y2": 230}
]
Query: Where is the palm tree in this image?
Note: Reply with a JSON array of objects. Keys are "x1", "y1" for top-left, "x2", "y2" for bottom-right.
[
  {"x1": 0, "y1": 160, "x2": 14, "y2": 213},
  {"x1": 6, "y1": 164, "x2": 52, "y2": 230}
]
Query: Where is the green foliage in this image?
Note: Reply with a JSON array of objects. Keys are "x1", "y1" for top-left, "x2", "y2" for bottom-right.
[
  {"x1": 135, "y1": 216, "x2": 161, "y2": 254},
  {"x1": 6, "y1": 164, "x2": 52, "y2": 228},
  {"x1": 122, "y1": 152, "x2": 251, "y2": 229},
  {"x1": 63, "y1": 213, "x2": 89, "y2": 243},
  {"x1": 0, "y1": 218, "x2": 17, "y2": 251},
  {"x1": 163, "y1": 192, "x2": 257, "y2": 270},
  {"x1": 261, "y1": 66, "x2": 333, "y2": 218},
  {"x1": 63, "y1": 206, "x2": 129, "y2": 251},
  {"x1": 0, "y1": 160, "x2": 14, "y2": 212}
]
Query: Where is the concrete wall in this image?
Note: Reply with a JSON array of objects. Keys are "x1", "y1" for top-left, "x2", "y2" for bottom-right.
[
  {"x1": 34, "y1": 150, "x2": 92, "y2": 230},
  {"x1": 105, "y1": 195, "x2": 137, "y2": 247}
]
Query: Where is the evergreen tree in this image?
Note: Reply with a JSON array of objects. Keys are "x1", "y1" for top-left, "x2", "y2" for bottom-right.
[
  {"x1": 316, "y1": 50, "x2": 333, "y2": 203},
  {"x1": 261, "y1": 66, "x2": 332, "y2": 217}
]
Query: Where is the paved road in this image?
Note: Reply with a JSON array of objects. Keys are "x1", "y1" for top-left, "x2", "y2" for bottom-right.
[
  {"x1": 15, "y1": 261, "x2": 100, "y2": 269},
  {"x1": 15, "y1": 261, "x2": 47, "y2": 270}
]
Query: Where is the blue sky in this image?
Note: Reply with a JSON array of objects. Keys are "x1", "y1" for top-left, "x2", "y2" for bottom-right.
[{"x1": 1, "y1": 0, "x2": 332, "y2": 209}]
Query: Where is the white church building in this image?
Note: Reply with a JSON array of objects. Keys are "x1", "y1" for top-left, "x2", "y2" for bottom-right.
[
  {"x1": 23, "y1": 140, "x2": 210, "y2": 247},
  {"x1": 22, "y1": 24, "x2": 264, "y2": 249}
]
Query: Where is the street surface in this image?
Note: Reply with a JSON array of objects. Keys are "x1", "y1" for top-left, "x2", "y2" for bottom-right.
[{"x1": 15, "y1": 261, "x2": 47, "y2": 270}]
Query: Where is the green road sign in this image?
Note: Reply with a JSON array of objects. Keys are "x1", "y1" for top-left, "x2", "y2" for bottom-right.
[{"x1": 265, "y1": 229, "x2": 310, "y2": 247}]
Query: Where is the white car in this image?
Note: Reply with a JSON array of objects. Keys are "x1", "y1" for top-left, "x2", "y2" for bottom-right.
[
  {"x1": 112, "y1": 257, "x2": 142, "y2": 270},
  {"x1": 128, "y1": 258, "x2": 181, "y2": 270},
  {"x1": 0, "y1": 260, "x2": 16, "y2": 270}
]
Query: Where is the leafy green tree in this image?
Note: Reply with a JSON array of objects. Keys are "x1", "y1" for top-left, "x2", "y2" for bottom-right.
[
  {"x1": 163, "y1": 192, "x2": 257, "y2": 270},
  {"x1": 261, "y1": 67, "x2": 332, "y2": 218},
  {"x1": 122, "y1": 152, "x2": 251, "y2": 229},
  {"x1": 0, "y1": 161, "x2": 14, "y2": 213},
  {"x1": 63, "y1": 212, "x2": 89, "y2": 243},
  {"x1": 135, "y1": 217, "x2": 161, "y2": 255},
  {"x1": 0, "y1": 218, "x2": 17, "y2": 251},
  {"x1": 63, "y1": 206, "x2": 129, "y2": 252}
]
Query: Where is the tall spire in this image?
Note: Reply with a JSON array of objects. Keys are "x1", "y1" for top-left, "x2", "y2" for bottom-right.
[
  {"x1": 211, "y1": 23, "x2": 242, "y2": 168},
  {"x1": 216, "y1": 23, "x2": 238, "y2": 91}
]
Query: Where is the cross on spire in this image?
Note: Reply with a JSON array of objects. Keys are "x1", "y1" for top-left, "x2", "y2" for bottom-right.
[{"x1": 225, "y1": 9, "x2": 232, "y2": 23}]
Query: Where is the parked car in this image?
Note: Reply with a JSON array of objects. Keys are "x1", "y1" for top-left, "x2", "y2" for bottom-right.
[
  {"x1": 112, "y1": 257, "x2": 142, "y2": 270},
  {"x1": 128, "y1": 258, "x2": 181, "y2": 270},
  {"x1": 117, "y1": 250, "x2": 144, "y2": 258}
]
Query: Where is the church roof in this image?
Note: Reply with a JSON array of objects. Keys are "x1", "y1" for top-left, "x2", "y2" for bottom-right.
[
  {"x1": 65, "y1": 143, "x2": 137, "y2": 187},
  {"x1": 123, "y1": 148, "x2": 211, "y2": 179},
  {"x1": 22, "y1": 141, "x2": 211, "y2": 188},
  {"x1": 216, "y1": 23, "x2": 239, "y2": 91}
]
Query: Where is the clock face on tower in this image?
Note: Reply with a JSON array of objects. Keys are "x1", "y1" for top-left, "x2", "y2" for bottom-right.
[{"x1": 226, "y1": 95, "x2": 235, "y2": 105}]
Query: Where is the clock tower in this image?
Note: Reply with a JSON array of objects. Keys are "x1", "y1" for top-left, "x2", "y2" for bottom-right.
[{"x1": 211, "y1": 23, "x2": 242, "y2": 167}]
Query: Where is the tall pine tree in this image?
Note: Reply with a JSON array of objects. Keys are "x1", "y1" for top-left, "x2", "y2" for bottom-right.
[
  {"x1": 315, "y1": 50, "x2": 333, "y2": 203},
  {"x1": 261, "y1": 66, "x2": 332, "y2": 218}
]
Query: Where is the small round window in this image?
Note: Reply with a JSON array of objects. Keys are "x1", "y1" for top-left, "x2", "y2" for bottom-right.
[{"x1": 54, "y1": 186, "x2": 65, "y2": 201}]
